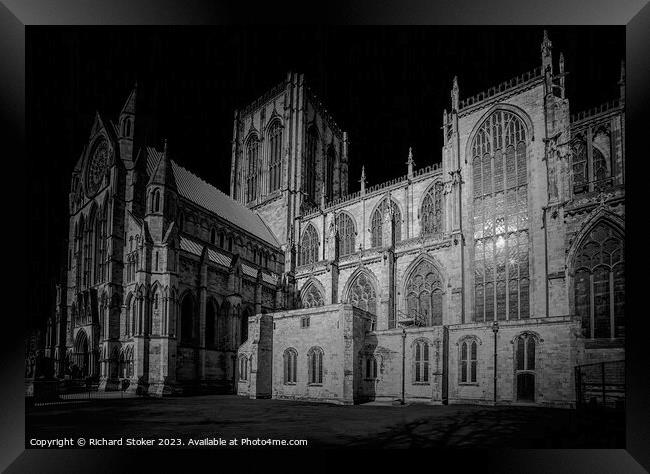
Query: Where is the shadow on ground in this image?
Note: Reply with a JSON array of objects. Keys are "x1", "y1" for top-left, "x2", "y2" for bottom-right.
[{"x1": 25, "y1": 395, "x2": 624, "y2": 448}]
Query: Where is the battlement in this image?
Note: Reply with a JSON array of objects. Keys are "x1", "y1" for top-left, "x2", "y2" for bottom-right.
[
  {"x1": 570, "y1": 98, "x2": 623, "y2": 125},
  {"x1": 300, "y1": 162, "x2": 443, "y2": 217},
  {"x1": 238, "y1": 79, "x2": 287, "y2": 118},
  {"x1": 459, "y1": 66, "x2": 543, "y2": 112}
]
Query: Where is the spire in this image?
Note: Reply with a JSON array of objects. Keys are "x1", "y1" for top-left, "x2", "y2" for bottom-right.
[
  {"x1": 619, "y1": 59, "x2": 625, "y2": 102},
  {"x1": 149, "y1": 138, "x2": 176, "y2": 190},
  {"x1": 359, "y1": 165, "x2": 367, "y2": 194},
  {"x1": 406, "y1": 147, "x2": 415, "y2": 178},
  {"x1": 451, "y1": 76, "x2": 459, "y2": 111},
  {"x1": 121, "y1": 82, "x2": 137, "y2": 116},
  {"x1": 541, "y1": 29, "x2": 553, "y2": 75}
]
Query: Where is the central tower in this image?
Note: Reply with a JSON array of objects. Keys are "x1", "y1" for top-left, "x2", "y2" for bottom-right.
[{"x1": 230, "y1": 72, "x2": 349, "y2": 265}]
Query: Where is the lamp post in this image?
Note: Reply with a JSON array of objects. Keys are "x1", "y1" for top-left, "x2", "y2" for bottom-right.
[
  {"x1": 401, "y1": 326, "x2": 406, "y2": 405},
  {"x1": 492, "y1": 320, "x2": 499, "y2": 405}
]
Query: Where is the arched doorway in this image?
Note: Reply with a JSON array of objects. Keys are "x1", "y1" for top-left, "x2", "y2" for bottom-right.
[{"x1": 74, "y1": 329, "x2": 90, "y2": 379}]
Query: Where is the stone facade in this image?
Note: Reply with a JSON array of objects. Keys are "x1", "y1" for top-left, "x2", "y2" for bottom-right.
[{"x1": 46, "y1": 32, "x2": 625, "y2": 406}]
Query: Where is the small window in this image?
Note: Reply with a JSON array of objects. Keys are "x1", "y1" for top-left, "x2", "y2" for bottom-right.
[
  {"x1": 283, "y1": 348, "x2": 298, "y2": 384},
  {"x1": 238, "y1": 355, "x2": 248, "y2": 381},
  {"x1": 308, "y1": 347, "x2": 324, "y2": 384},
  {"x1": 301, "y1": 316, "x2": 311, "y2": 328},
  {"x1": 460, "y1": 339, "x2": 478, "y2": 383},
  {"x1": 210, "y1": 228, "x2": 216, "y2": 245},
  {"x1": 365, "y1": 356, "x2": 378, "y2": 380}
]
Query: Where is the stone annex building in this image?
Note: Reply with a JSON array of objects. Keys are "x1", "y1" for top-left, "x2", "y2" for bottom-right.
[{"x1": 45, "y1": 32, "x2": 625, "y2": 406}]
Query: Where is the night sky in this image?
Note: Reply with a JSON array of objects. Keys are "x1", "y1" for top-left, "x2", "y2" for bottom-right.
[{"x1": 26, "y1": 26, "x2": 624, "y2": 330}]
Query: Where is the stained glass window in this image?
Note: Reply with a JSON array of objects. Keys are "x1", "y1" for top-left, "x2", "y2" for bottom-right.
[
  {"x1": 308, "y1": 347, "x2": 323, "y2": 384},
  {"x1": 299, "y1": 224, "x2": 319, "y2": 266},
  {"x1": 336, "y1": 213, "x2": 356, "y2": 257},
  {"x1": 573, "y1": 222, "x2": 624, "y2": 338},
  {"x1": 301, "y1": 282, "x2": 324, "y2": 308},
  {"x1": 460, "y1": 339, "x2": 478, "y2": 383},
  {"x1": 268, "y1": 121, "x2": 282, "y2": 193},
  {"x1": 405, "y1": 260, "x2": 443, "y2": 327},
  {"x1": 414, "y1": 340, "x2": 429, "y2": 383},
  {"x1": 348, "y1": 272, "x2": 378, "y2": 315},
  {"x1": 472, "y1": 110, "x2": 529, "y2": 321},
  {"x1": 283, "y1": 348, "x2": 297, "y2": 384},
  {"x1": 370, "y1": 198, "x2": 402, "y2": 248},
  {"x1": 421, "y1": 182, "x2": 444, "y2": 237},
  {"x1": 246, "y1": 136, "x2": 259, "y2": 203}
]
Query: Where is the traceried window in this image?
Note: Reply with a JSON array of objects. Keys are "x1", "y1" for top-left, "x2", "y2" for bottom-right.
[
  {"x1": 283, "y1": 348, "x2": 297, "y2": 384},
  {"x1": 336, "y1": 212, "x2": 356, "y2": 257},
  {"x1": 325, "y1": 144, "x2": 335, "y2": 200},
  {"x1": 573, "y1": 222, "x2": 624, "y2": 339},
  {"x1": 414, "y1": 340, "x2": 429, "y2": 383},
  {"x1": 421, "y1": 182, "x2": 444, "y2": 237},
  {"x1": 347, "y1": 272, "x2": 377, "y2": 315},
  {"x1": 472, "y1": 110, "x2": 529, "y2": 322},
  {"x1": 268, "y1": 121, "x2": 283, "y2": 193},
  {"x1": 460, "y1": 339, "x2": 478, "y2": 383},
  {"x1": 304, "y1": 126, "x2": 318, "y2": 203},
  {"x1": 301, "y1": 282, "x2": 324, "y2": 308},
  {"x1": 370, "y1": 198, "x2": 401, "y2": 248},
  {"x1": 299, "y1": 224, "x2": 319, "y2": 266},
  {"x1": 405, "y1": 260, "x2": 443, "y2": 327},
  {"x1": 570, "y1": 127, "x2": 614, "y2": 196},
  {"x1": 515, "y1": 332, "x2": 536, "y2": 401},
  {"x1": 246, "y1": 136, "x2": 259, "y2": 203},
  {"x1": 307, "y1": 347, "x2": 324, "y2": 384}
]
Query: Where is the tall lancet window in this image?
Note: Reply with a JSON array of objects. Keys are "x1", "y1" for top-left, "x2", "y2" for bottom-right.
[
  {"x1": 370, "y1": 198, "x2": 401, "y2": 248},
  {"x1": 268, "y1": 121, "x2": 282, "y2": 193},
  {"x1": 299, "y1": 224, "x2": 319, "y2": 266},
  {"x1": 472, "y1": 110, "x2": 529, "y2": 322},
  {"x1": 325, "y1": 144, "x2": 335, "y2": 201},
  {"x1": 246, "y1": 136, "x2": 259, "y2": 203},
  {"x1": 336, "y1": 212, "x2": 356, "y2": 257},
  {"x1": 304, "y1": 126, "x2": 318, "y2": 203},
  {"x1": 421, "y1": 182, "x2": 444, "y2": 238},
  {"x1": 573, "y1": 222, "x2": 624, "y2": 339}
]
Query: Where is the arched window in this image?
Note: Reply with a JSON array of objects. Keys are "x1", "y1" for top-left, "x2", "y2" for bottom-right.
[
  {"x1": 246, "y1": 136, "x2": 259, "y2": 203},
  {"x1": 421, "y1": 182, "x2": 444, "y2": 237},
  {"x1": 268, "y1": 121, "x2": 282, "y2": 192},
  {"x1": 571, "y1": 129, "x2": 614, "y2": 196},
  {"x1": 413, "y1": 340, "x2": 429, "y2": 383},
  {"x1": 304, "y1": 126, "x2": 318, "y2": 203},
  {"x1": 347, "y1": 272, "x2": 378, "y2": 315},
  {"x1": 238, "y1": 355, "x2": 248, "y2": 381},
  {"x1": 370, "y1": 198, "x2": 401, "y2": 248},
  {"x1": 515, "y1": 333, "x2": 536, "y2": 401},
  {"x1": 365, "y1": 355, "x2": 378, "y2": 380},
  {"x1": 301, "y1": 282, "x2": 324, "y2": 308},
  {"x1": 152, "y1": 189, "x2": 161, "y2": 212},
  {"x1": 283, "y1": 348, "x2": 298, "y2": 384},
  {"x1": 460, "y1": 339, "x2": 478, "y2": 383},
  {"x1": 307, "y1": 347, "x2": 324, "y2": 384},
  {"x1": 325, "y1": 144, "x2": 335, "y2": 200},
  {"x1": 336, "y1": 213, "x2": 356, "y2": 257},
  {"x1": 299, "y1": 224, "x2": 319, "y2": 266},
  {"x1": 180, "y1": 293, "x2": 195, "y2": 345},
  {"x1": 472, "y1": 110, "x2": 529, "y2": 322},
  {"x1": 404, "y1": 260, "x2": 443, "y2": 327},
  {"x1": 206, "y1": 299, "x2": 217, "y2": 349},
  {"x1": 574, "y1": 222, "x2": 624, "y2": 339}
]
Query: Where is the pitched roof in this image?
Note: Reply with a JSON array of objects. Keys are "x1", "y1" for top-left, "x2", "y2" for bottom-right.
[{"x1": 146, "y1": 147, "x2": 280, "y2": 248}]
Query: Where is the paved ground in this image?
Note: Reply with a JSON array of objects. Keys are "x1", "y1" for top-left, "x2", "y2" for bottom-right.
[{"x1": 26, "y1": 395, "x2": 624, "y2": 448}]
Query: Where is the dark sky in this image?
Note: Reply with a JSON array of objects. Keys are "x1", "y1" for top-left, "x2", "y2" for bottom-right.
[{"x1": 26, "y1": 26, "x2": 624, "y2": 329}]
